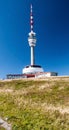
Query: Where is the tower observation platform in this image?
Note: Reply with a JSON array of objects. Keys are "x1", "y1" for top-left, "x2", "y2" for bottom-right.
[{"x1": 22, "y1": 4, "x2": 44, "y2": 74}]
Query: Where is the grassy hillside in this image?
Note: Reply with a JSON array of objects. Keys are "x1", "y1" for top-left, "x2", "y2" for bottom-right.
[{"x1": 0, "y1": 77, "x2": 69, "y2": 130}]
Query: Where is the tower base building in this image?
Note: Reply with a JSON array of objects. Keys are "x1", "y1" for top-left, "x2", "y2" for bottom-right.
[{"x1": 22, "y1": 65, "x2": 44, "y2": 74}]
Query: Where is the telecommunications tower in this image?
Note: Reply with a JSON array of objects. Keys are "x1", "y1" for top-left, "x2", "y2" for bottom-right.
[
  {"x1": 28, "y1": 4, "x2": 36, "y2": 65},
  {"x1": 22, "y1": 4, "x2": 44, "y2": 74}
]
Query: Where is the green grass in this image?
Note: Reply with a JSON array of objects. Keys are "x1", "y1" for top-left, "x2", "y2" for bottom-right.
[{"x1": 0, "y1": 78, "x2": 69, "y2": 130}]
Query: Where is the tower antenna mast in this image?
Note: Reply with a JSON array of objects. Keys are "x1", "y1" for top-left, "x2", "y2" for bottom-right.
[{"x1": 30, "y1": 4, "x2": 34, "y2": 32}]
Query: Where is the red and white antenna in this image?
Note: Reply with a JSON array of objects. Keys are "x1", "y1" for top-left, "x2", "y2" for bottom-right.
[{"x1": 30, "y1": 4, "x2": 34, "y2": 32}]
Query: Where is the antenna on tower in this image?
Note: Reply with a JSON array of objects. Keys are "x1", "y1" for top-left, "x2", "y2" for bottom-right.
[{"x1": 30, "y1": 4, "x2": 34, "y2": 32}]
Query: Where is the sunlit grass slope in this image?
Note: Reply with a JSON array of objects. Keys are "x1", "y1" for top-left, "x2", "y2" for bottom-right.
[{"x1": 0, "y1": 77, "x2": 69, "y2": 130}]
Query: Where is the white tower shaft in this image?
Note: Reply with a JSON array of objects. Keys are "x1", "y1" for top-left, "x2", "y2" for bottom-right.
[{"x1": 31, "y1": 46, "x2": 35, "y2": 65}]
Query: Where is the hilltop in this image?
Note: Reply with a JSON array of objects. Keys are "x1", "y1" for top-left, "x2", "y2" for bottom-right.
[{"x1": 0, "y1": 77, "x2": 69, "y2": 130}]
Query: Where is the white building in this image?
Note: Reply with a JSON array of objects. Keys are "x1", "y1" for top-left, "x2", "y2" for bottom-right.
[{"x1": 35, "y1": 72, "x2": 58, "y2": 78}]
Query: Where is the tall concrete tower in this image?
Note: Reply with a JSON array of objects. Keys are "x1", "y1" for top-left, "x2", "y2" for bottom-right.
[
  {"x1": 22, "y1": 4, "x2": 44, "y2": 74},
  {"x1": 28, "y1": 4, "x2": 36, "y2": 65}
]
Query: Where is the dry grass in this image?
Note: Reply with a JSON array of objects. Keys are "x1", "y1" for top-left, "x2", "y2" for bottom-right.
[{"x1": 0, "y1": 77, "x2": 69, "y2": 130}]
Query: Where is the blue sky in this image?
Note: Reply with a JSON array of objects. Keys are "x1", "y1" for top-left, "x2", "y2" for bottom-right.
[{"x1": 0, "y1": 0, "x2": 69, "y2": 78}]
